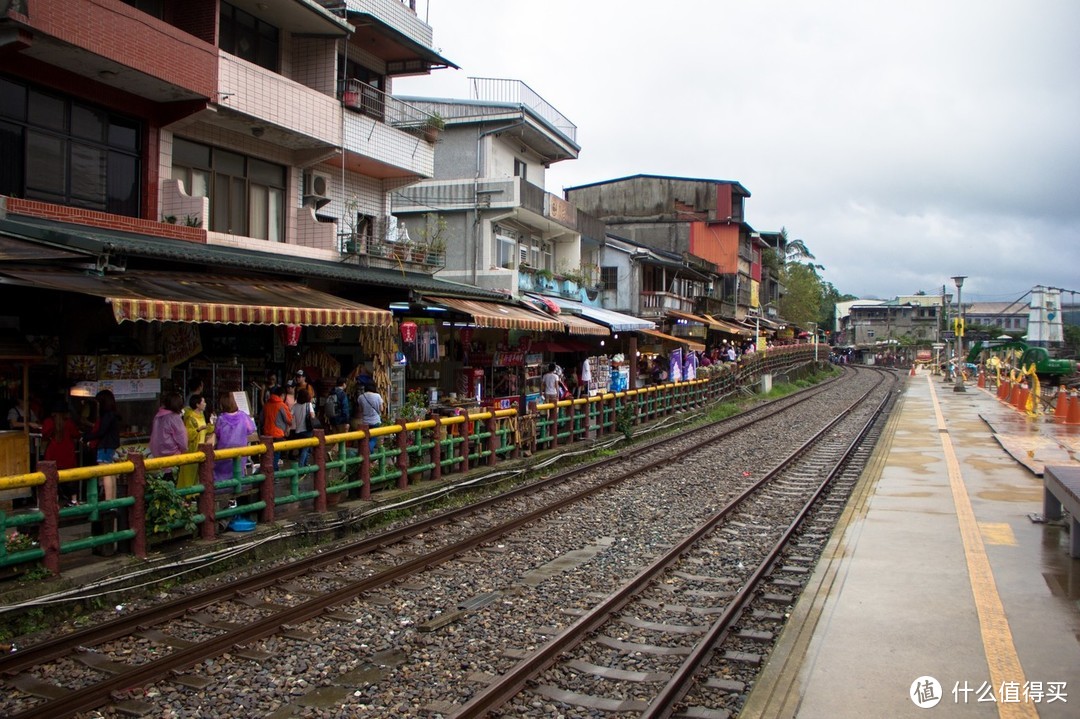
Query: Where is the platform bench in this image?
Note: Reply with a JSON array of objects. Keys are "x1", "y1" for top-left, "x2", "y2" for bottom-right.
[{"x1": 1043, "y1": 465, "x2": 1080, "y2": 558}]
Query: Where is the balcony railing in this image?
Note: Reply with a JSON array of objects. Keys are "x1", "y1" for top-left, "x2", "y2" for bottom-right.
[
  {"x1": 343, "y1": 79, "x2": 441, "y2": 139},
  {"x1": 338, "y1": 216, "x2": 445, "y2": 270},
  {"x1": 640, "y1": 291, "x2": 696, "y2": 317},
  {"x1": 468, "y1": 77, "x2": 577, "y2": 143}
]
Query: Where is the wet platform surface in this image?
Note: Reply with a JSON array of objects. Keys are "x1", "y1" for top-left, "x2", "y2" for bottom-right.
[{"x1": 742, "y1": 369, "x2": 1080, "y2": 718}]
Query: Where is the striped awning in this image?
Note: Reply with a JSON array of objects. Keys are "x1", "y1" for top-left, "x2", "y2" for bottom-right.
[
  {"x1": 638, "y1": 328, "x2": 705, "y2": 352},
  {"x1": 0, "y1": 270, "x2": 392, "y2": 326},
  {"x1": 424, "y1": 296, "x2": 563, "y2": 331}
]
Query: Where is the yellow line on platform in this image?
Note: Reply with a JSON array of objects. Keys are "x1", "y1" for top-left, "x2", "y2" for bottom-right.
[{"x1": 927, "y1": 376, "x2": 1037, "y2": 719}]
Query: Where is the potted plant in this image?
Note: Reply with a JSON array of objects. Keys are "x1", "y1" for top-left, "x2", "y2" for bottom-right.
[{"x1": 422, "y1": 112, "x2": 445, "y2": 143}]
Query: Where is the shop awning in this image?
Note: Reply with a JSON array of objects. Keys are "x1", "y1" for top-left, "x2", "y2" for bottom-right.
[
  {"x1": 536, "y1": 295, "x2": 655, "y2": 333},
  {"x1": 423, "y1": 296, "x2": 563, "y2": 331},
  {"x1": 559, "y1": 311, "x2": 610, "y2": 336},
  {"x1": 0, "y1": 269, "x2": 392, "y2": 326},
  {"x1": 707, "y1": 315, "x2": 753, "y2": 336},
  {"x1": 638, "y1": 329, "x2": 705, "y2": 352},
  {"x1": 667, "y1": 309, "x2": 720, "y2": 330}
]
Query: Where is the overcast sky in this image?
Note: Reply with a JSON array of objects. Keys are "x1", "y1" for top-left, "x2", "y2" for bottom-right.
[{"x1": 395, "y1": 1, "x2": 1080, "y2": 304}]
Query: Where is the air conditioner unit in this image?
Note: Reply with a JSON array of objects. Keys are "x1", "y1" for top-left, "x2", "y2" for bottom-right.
[{"x1": 304, "y1": 171, "x2": 332, "y2": 201}]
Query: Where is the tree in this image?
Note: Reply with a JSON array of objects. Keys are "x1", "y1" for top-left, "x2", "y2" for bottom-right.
[
  {"x1": 819, "y1": 281, "x2": 857, "y2": 331},
  {"x1": 1065, "y1": 323, "x2": 1080, "y2": 355},
  {"x1": 779, "y1": 262, "x2": 824, "y2": 330}
]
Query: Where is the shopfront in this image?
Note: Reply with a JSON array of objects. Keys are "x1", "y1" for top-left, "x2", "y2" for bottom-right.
[
  {"x1": 0, "y1": 268, "x2": 393, "y2": 464},
  {"x1": 401, "y1": 296, "x2": 564, "y2": 415},
  {"x1": 532, "y1": 295, "x2": 657, "y2": 394}
]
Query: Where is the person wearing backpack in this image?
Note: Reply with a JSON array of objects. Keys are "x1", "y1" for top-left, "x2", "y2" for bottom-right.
[
  {"x1": 291, "y1": 388, "x2": 318, "y2": 467},
  {"x1": 327, "y1": 377, "x2": 351, "y2": 434}
]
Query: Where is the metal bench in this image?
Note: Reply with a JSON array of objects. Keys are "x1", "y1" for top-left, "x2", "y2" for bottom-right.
[{"x1": 1043, "y1": 465, "x2": 1080, "y2": 558}]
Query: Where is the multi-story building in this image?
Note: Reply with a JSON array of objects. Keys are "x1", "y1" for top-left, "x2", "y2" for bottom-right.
[
  {"x1": 1, "y1": 0, "x2": 461, "y2": 267},
  {"x1": 756, "y1": 230, "x2": 787, "y2": 325},
  {"x1": 564, "y1": 174, "x2": 756, "y2": 323},
  {"x1": 391, "y1": 77, "x2": 610, "y2": 303},
  {"x1": 837, "y1": 299, "x2": 943, "y2": 348},
  {"x1": 964, "y1": 302, "x2": 1029, "y2": 336},
  {"x1": 0, "y1": 0, "x2": 511, "y2": 421}
]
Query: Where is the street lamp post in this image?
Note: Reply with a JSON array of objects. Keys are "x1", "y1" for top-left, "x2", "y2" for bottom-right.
[{"x1": 952, "y1": 275, "x2": 966, "y2": 392}]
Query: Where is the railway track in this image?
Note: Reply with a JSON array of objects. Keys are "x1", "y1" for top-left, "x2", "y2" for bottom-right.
[
  {"x1": 0, "y1": 366, "x2": 895, "y2": 718},
  {"x1": 452, "y1": 367, "x2": 894, "y2": 717}
]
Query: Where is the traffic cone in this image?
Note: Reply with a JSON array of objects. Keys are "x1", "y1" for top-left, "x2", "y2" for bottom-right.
[
  {"x1": 977, "y1": 370, "x2": 986, "y2": 389},
  {"x1": 1068, "y1": 391, "x2": 1080, "y2": 425},
  {"x1": 1055, "y1": 386, "x2": 1068, "y2": 420},
  {"x1": 1014, "y1": 382, "x2": 1029, "y2": 412},
  {"x1": 909, "y1": 364, "x2": 916, "y2": 377}
]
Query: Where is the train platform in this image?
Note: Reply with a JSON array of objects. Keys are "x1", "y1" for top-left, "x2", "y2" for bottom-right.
[{"x1": 742, "y1": 369, "x2": 1080, "y2": 719}]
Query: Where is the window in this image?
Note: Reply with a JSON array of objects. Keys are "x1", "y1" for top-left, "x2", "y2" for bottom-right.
[
  {"x1": 514, "y1": 158, "x2": 527, "y2": 181},
  {"x1": 172, "y1": 137, "x2": 284, "y2": 240},
  {"x1": 0, "y1": 76, "x2": 141, "y2": 216},
  {"x1": 220, "y1": 2, "x2": 279, "y2": 72},
  {"x1": 600, "y1": 264, "x2": 617, "y2": 289},
  {"x1": 496, "y1": 234, "x2": 516, "y2": 269},
  {"x1": 121, "y1": 0, "x2": 164, "y2": 17}
]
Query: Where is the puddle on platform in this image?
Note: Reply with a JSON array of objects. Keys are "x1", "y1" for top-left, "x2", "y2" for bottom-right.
[
  {"x1": 884, "y1": 451, "x2": 938, "y2": 475},
  {"x1": 1042, "y1": 568, "x2": 1080, "y2": 603},
  {"x1": 977, "y1": 486, "x2": 1041, "y2": 503}
]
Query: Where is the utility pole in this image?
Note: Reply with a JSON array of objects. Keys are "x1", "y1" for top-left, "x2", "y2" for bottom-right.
[{"x1": 952, "y1": 276, "x2": 967, "y2": 392}]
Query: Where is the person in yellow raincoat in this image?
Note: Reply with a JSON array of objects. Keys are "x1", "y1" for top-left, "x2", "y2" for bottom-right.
[{"x1": 178, "y1": 393, "x2": 214, "y2": 488}]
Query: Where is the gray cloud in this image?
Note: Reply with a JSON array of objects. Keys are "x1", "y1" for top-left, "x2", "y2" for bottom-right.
[{"x1": 399, "y1": 0, "x2": 1080, "y2": 300}]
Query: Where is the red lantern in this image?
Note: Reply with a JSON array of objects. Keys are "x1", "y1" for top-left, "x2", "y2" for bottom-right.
[
  {"x1": 400, "y1": 321, "x2": 418, "y2": 343},
  {"x1": 282, "y1": 324, "x2": 302, "y2": 347}
]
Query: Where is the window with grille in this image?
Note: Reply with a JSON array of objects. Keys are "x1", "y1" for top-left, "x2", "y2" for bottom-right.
[{"x1": 600, "y1": 266, "x2": 618, "y2": 291}]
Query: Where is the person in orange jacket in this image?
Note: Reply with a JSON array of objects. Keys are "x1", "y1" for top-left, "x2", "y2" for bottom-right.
[{"x1": 261, "y1": 385, "x2": 292, "y2": 469}]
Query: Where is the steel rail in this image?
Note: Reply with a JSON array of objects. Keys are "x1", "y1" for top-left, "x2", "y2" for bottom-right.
[
  {"x1": 4, "y1": 371, "x2": 854, "y2": 719},
  {"x1": 448, "y1": 369, "x2": 892, "y2": 718},
  {"x1": 644, "y1": 377, "x2": 895, "y2": 717},
  {"x1": 0, "y1": 372, "x2": 840, "y2": 675}
]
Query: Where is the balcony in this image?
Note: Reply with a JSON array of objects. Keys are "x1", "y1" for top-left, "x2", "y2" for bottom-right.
[
  {"x1": 343, "y1": 79, "x2": 442, "y2": 140},
  {"x1": 338, "y1": 217, "x2": 444, "y2": 272},
  {"x1": 640, "y1": 291, "x2": 696, "y2": 318},
  {"x1": 470, "y1": 77, "x2": 577, "y2": 144},
  {"x1": 341, "y1": 81, "x2": 435, "y2": 179},
  {"x1": 5, "y1": 0, "x2": 217, "y2": 102},
  {"x1": 347, "y1": 0, "x2": 448, "y2": 74},
  {"x1": 217, "y1": 54, "x2": 340, "y2": 150}
]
